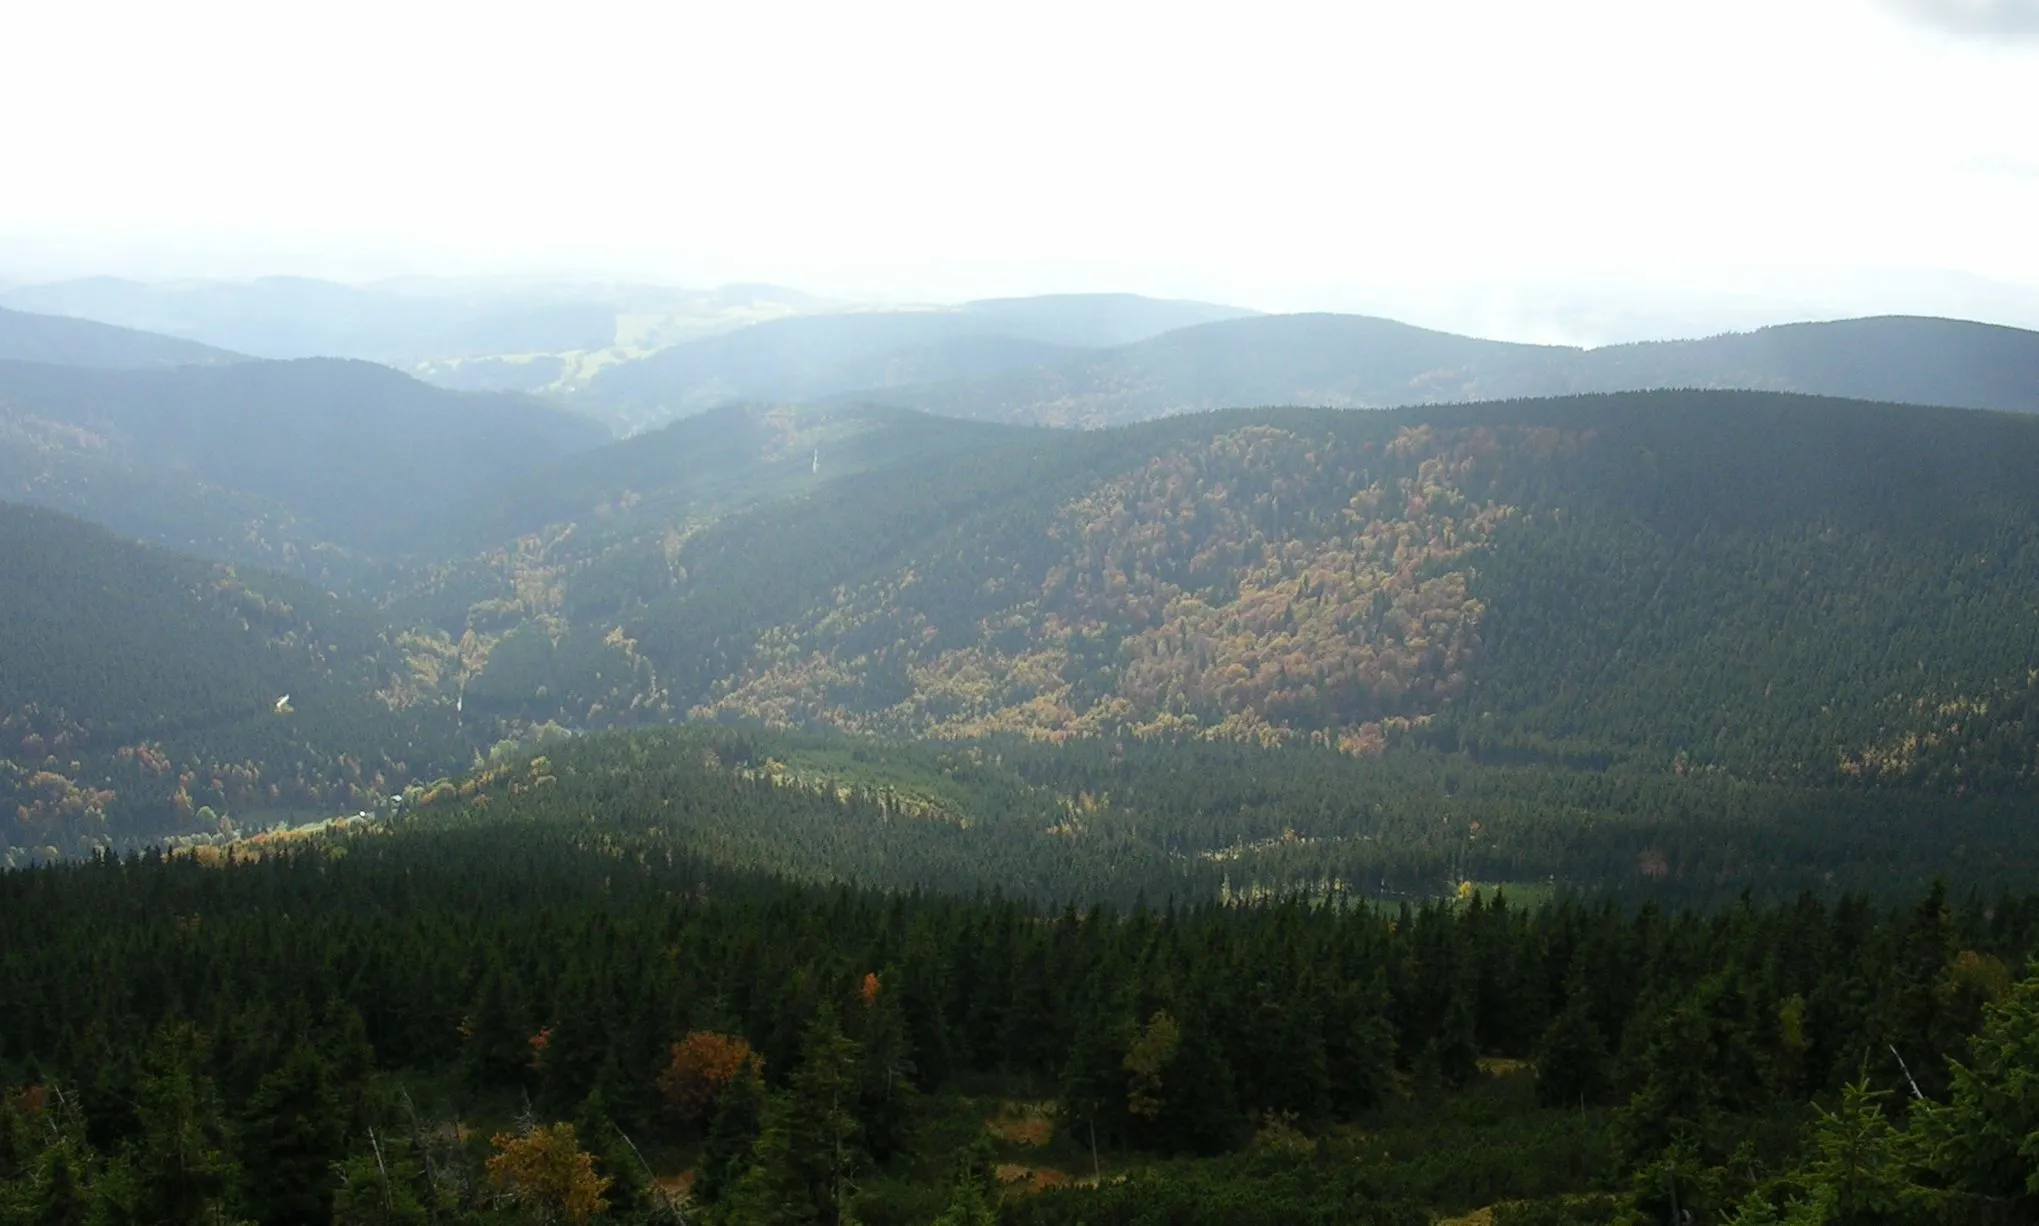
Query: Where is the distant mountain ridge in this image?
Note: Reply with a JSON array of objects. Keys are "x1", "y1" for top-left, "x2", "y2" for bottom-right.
[
  {"x1": 0, "y1": 276, "x2": 836, "y2": 380},
  {"x1": 859, "y1": 313, "x2": 2039, "y2": 426},
  {"x1": 1579, "y1": 315, "x2": 2039, "y2": 409},
  {"x1": 0, "y1": 276, "x2": 618, "y2": 362},
  {"x1": 0, "y1": 304, "x2": 247, "y2": 368},
  {"x1": 582, "y1": 293, "x2": 1259, "y2": 423}
]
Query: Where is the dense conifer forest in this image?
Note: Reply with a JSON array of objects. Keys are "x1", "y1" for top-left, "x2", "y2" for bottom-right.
[{"x1": 6, "y1": 755, "x2": 2039, "y2": 1224}]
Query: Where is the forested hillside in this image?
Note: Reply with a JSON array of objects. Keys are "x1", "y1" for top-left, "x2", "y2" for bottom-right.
[
  {"x1": 423, "y1": 403, "x2": 1022, "y2": 555},
  {"x1": 865, "y1": 313, "x2": 2039, "y2": 426},
  {"x1": 412, "y1": 391, "x2": 2039, "y2": 797},
  {"x1": 0, "y1": 504, "x2": 468, "y2": 864},
  {"x1": 16, "y1": 387, "x2": 2039, "y2": 858},
  {"x1": 0, "y1": 306, "x2": 246, "y2": 369},
  {"x1": 0, "y1": 357, "x2": 607, "y2": 581},
  {"x1": 1574, "y1": 315, "x2": 2039, "y2": 410}
]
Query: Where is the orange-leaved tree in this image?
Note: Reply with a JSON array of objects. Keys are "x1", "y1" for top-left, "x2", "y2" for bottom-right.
[{"x1": 660, "y1": 1031, "x2": 763, "y2": 1127}]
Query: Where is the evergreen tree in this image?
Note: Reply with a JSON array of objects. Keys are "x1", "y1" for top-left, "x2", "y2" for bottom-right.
[
  {"x1": 330, "y1": 1133, "x2": 431, "y2": 1226},
  {"x1": 1921, "y1": 963, "x2": 2039, "y2": 1213},
  {"x1": 930, "y1": 1137, "x2": 999, "y2": 1226},
  {"x1": 1535, "y1": 996, "x2": 1611, "y2": 1108},
  {"x1": 239, "y1": 1042, "x2": 345, "y2": 1226},
  {"x1": 722, "y1": 1004, "x2": 865, "y2": 1226},
  {"x1": 849, "y1": 972, "x2": 918, "y2": 1164},
  {"x1": 717, "y1": 1096, "x2": 817, "y2": 1226},
  {"x1": 1787, "y1": 1081, "x2": 1931, "y2": 1226},
  {"x1": 1058, "y1": 1010, "x2": 1127, "y2": 1177},
  {"x1": 125, "y1": 1024, "x2": 244, "y2": 1226},
  {"x1": 694, "y1": 1061, "x2": 767, "y2": 1208},
  {"x1": 1430, "y1": 992, "x2": 1482, "y2": 1090},
  {"x1": 573, "y1": 1088, "x2": 655, "y2": 1221}
]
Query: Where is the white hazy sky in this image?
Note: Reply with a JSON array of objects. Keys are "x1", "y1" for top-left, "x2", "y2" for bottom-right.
[{"x1": 3, "y1": 0, "x2": 2037, "y2": 337}]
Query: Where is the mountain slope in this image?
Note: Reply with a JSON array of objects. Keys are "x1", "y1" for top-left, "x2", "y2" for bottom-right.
[
  {"x1": 0, "y1": 304, "x2": 247, "y2": 368},
  {"x1": 428, "y1": 401, "x2": 1025, "y2": 553},
  {"x1": 0, "y1": 503, "x2": 468, "y2": 863},
  {"x1": 868, "y1": 313, "x2": 2039, "y2": 426},
  {"x1": 0, "y1": 357, "x2": 608, "y2": 577},
  {"x1": 412, "y1": 391, "x2": 2039, "y2": 795}
]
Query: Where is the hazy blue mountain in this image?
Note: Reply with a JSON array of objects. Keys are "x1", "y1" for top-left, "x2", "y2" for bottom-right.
[
  {"x1": 953, "y1": 292, "x2": 1259, "y2": 346},
  {"x1": 856, "y1": 314, "x2": 1566, "y2": 425},
  {"x1": 863, "y1": 312, "x2": 2039, "y2": 426},
  {"x1": 0, "y1": 278, "x2": 860, "y2": 394},
  {"x1": 0, "y1": 276, "x2": 619, "y2": 362},
  {"x1": 0, "y1": 357, "x2": 607, "y2": 576},
  {"x1": 0, "y1": 304, "x2": 247, "y2": 368}
]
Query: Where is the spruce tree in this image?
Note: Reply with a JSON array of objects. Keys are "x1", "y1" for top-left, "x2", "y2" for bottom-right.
[
  {"x1": 239, "y1": 1042, "x2": 345, "y2": 1226},
  {"x1": 1535, "y1": 997, "x2": 1610, "y2": 1109}
]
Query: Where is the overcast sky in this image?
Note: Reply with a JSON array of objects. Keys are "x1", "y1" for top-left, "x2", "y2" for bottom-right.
[{"x1": 3, "y1": 0, "x2": 2036, "y2": 340}]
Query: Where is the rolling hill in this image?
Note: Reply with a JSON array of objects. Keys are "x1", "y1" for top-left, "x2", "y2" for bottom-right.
[
  {"x1": 0, "y1": 356, "x2": 608, "y2": 579},
  {"x1": 0, "y1": 503, "x2": 469, "y2": 864},
  {"x1": 860, "y1": 313, "x2": 2039, "y2": 426},
  {"x1": 0, "y1": 304, "x2": 247, "y2": 368}
]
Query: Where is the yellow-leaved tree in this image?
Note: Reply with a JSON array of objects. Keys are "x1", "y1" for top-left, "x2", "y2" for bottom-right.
[
  {"x1": 485, "y1": 1123, "x2": 611, "y2": 1225},
  {"x1": 1123, "y1": 1010, "x2": 1182, "y2": 1120}
]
